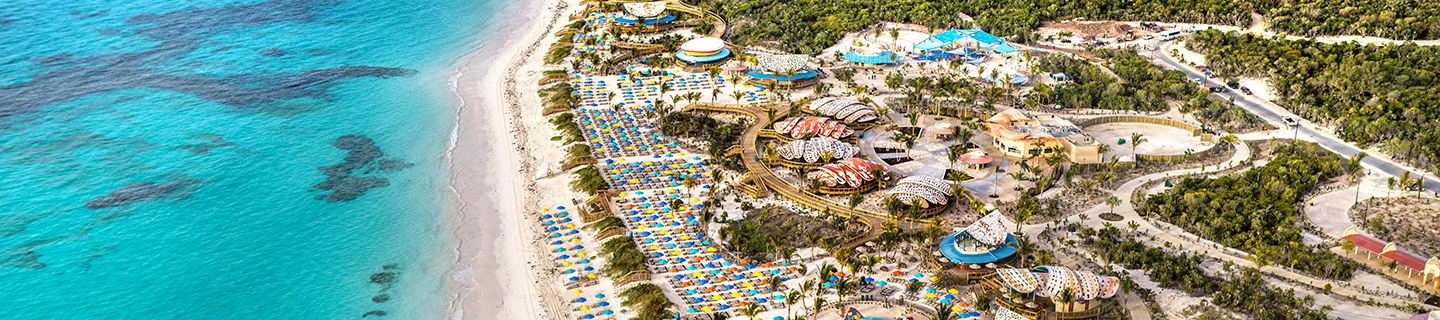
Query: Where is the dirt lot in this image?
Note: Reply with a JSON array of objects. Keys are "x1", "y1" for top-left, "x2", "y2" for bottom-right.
[
  {"x1": 1086, "y1": 123, "x2": 1212, "y2": 158},
  {"x1": 1350, "y1": 196, "x2": 1440, "y2": 257}
]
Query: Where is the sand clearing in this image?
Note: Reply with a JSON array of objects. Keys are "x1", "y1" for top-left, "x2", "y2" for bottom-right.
[{"x1": 1086, "y1": 123, "x2": 1210, "y2": 157}]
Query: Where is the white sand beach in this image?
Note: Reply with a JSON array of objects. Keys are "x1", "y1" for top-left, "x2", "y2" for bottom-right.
[{"x1": 443, "y1": 0, "x2": 583, "y2": 319}]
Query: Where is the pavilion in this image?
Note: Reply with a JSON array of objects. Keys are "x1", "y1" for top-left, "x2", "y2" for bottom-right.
[
  {"x1": 746, "y1": 54, "x2": 819, "y2": 88},
  {"x1": 987, "y1": 265, "x2": 1120, "y2": 319},
  {"x1": 1339, "y1": 227, "x2": 1440, "y2": 290},
  {"x1": 911, "y1": 29, "x2": 1021, "y2": 64},
  {"x1": 938, "y1": 211, "x2": 1018, "y2": 273},
  {"x1": 674, "y1": 37, "x2": 730, "y2": 69},
  {"x1": 841, "y1": 50, "x2": 900, "y2": 67},
  {"x1": 615, "y1": 1, "x2": 676, "y2": 29}
]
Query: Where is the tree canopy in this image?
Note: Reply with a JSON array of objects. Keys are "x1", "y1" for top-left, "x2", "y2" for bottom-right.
[
  {"x1": 1188, "y1": 29, "x2": 1440, "y2": 170},
  {"x1": 1140, "y1": 142, "x2": 1359, "y2": 279}
]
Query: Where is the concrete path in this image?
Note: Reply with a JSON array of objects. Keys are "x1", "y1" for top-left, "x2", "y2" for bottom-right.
[
  {"x1": 1305, "y1": 188, "x2": 1367, "y2": 238},
  {"x1": 1015, "y1": 138, "x2": 1440, "y2": 317}
]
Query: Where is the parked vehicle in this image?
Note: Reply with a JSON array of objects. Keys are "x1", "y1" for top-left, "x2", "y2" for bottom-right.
[
  {"x1": 1283, "y1": 116, "x2": 1298, "y2": 127},
  {"x1": 1208, "y1": 86, "x2": 1228, "y2": 93},
  {"x1": 1196, "y1": 65, "x2": 1209, "y2": 72},
  {"x1": 1226, "y1": 80, "x2": 1240, "y2": 88},
  {"x1": 1143, "y1": 34, "x2": 1155, "y2": 40},
  {"x1": 1158, "y1": 29, "x2": 1184, "y2": 41},
  {"x1": 1204, "y1": 71, "x2": 1215, "y2": 78},
  {"x1": 1190, "y1": 77, "x2": 1202, "y2": 83},
  {"x1": 1145, "y1": 44, "x2": 1158, "y2": 51},
  {"x1": 1240, "y1": 86, "x2": 1254, "y2": 95}
]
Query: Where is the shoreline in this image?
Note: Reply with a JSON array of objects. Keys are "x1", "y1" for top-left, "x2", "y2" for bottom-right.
[{"x1": 442, "y1": 0, "x2": 574, "y2": 318}]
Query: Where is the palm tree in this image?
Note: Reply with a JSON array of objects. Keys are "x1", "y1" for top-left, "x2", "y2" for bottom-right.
[
  {"x1": 785, "y1": 290, "x2": 801, "y2": 320},
  {"x1": 1096, "y1": 143, "x2": 1113, "y2": 163},
  {"x1": 731, "y1": 90, "x2": 745, "y2": 104},
  {"x1": 1129, "y1": 133, "x2": 1147, "y2": 166},
  {"x1": 1057, "y1": 287, "x2": 1077, "y2": 313},
  {"x1": 1104, "y1": 195, "x2": 1121, "y2": 214},
  {"x1": 742, "y1": 303, "x2": 761, "y2": 320},
  {"x1": 1400, "y1": 170, "x2": 1412, "y2": 199}
]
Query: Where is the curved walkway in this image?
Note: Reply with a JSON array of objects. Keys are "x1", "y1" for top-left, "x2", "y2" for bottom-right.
[
  {"x1": 1020, "y1": 140, "x2": 1438, "y2": 316},
  {"x1": 684, "y1": 101, "x2": 933, "y2": 245},
  {"x1": 1305, "y1": 187, "x2": 1370, "y2": 238}
]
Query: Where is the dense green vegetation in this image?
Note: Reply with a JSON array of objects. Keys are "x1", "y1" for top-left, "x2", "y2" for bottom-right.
[
  {"x1": 599, "y1": 236, "x2": 647, "y2": 279},
  {"x1": 718, "y1": 207, "x2": 864, "y2": 262},
  {"x1": 661, "y1": 111, "x2": 747, "y2": 171},
  {"x1": 1257, "y1": 0, "x2": 1440, "y2": 40},
  {"x1": 1037, "y1": 50, "x2": 1261, "y2": 131},
  {"x1": 1188, "y1": 30, "x2": 1440, "y2": 170},
  {"x1": 1140, "y1": 142, "x2": 1360, "y2": 279},
  {"x1": 619, "y1": 283, "x2": 676, "y2": 320},
  {"x1": 690, "y1": 0, "x2": 1252, "y2": 53},
  {"x1": 1079, "y1": 226, "x2": 1331, "y2": 319}
]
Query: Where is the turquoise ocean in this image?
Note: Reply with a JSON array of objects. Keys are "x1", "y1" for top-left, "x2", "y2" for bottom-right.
[{"x1": 0, "y1": 0, "x2": 518, "y2": 318}]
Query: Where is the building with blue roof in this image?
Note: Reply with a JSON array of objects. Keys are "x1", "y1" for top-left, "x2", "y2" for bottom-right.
[
  {"x1": 841, "y1": 51, "x2": 899, "y2": 65},
  {"x1": 936, "y1": 211, "x2": 1018, "y2": 281}
]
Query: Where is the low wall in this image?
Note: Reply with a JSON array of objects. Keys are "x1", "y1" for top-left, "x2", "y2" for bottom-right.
[{"x1": 1078, "y1": 115, "x2": 1222, "y2": 164}]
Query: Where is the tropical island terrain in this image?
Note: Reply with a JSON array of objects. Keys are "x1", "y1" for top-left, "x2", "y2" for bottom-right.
[{"x1": 472, "y1": 0, "x2": 1440, "y2": 319}]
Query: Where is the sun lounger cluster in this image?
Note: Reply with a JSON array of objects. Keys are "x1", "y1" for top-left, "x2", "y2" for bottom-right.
[
  {"x1": 773, "y1": 116, "x2": 854, "y2": 139},
  {"x1": 776, "y1": 137, "x2": 858, "y2": 163},
  {"x1": 536, "y1": 206, "x2": 627, "y2": 320},
  {"x1": 807, "y1": 158, "x2": 881, "y2": 188},
  {"x1": 578, "y1": 108, "x2": 682, "y2": 159},
  {"x1": 885, "y1": 175, "x2": 955, "y2": 207},
  {"x1": 810, "y1": 97, "x2": 878, "y2": 123}
]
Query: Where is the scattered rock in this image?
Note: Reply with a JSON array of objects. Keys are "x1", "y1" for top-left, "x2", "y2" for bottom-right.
[
  {"x1": 362, "y1": 311, "x2": 386, "y2": 317},
  {"x1": 370, "y1": 272, "x2": 397, "y2": 284},
  {"x1": 313, "y1": 135, "x2": 411, "y2": 202},
  {"x1": 372, "y1": 294, "x2": 390, "y2": 303},
  {"x1": 85, "y1": 182, "x2": 178, "y2": 209},
  {"x1": 258, "y1": 48, "x2": 288, "y2": 56}
]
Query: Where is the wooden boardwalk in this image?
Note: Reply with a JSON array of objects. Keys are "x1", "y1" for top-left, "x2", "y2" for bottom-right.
[{"x1": 684, "y1": 101, "x2": 939, "y2": 248}]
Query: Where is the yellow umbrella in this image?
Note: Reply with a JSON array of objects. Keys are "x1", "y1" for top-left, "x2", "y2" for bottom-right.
[
  {"x1": 541, "y1": 209, "x2": 550, "y2": 212},
  {"x1": 581, "y1": 306, "x2": 591, "y2": 311},
  {"x1": 574, "y1": 289, "x2": 584, "y2": 294}
]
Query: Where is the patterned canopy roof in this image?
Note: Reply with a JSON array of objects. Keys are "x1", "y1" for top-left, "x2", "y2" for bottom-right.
[
  {"x1": 622, "y1": 1, "x2": 667, "y2": 17},
  {"x1": 965, "y1": 211, "x2": 1011, "y2": 246},
  {"x1": 755, "y1": 54, "x2": 810, "y2": 73},
  {"x1": 995, "y1": 266, "x2": 1120, "y2": 301}
]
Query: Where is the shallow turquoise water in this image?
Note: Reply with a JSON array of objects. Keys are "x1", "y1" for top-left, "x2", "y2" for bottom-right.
[{"x1": 0, "y1": 0, "x2": 509, "y2": 318}]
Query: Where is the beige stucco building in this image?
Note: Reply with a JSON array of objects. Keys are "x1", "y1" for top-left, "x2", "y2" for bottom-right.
[{"x1": 985, "y1": 109, "x2": 1102, "y2": 164}]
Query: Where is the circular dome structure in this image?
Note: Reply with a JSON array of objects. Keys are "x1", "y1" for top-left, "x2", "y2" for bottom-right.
[{"x1": 680, "y1": 37, "x2": 725, "y2": 56}]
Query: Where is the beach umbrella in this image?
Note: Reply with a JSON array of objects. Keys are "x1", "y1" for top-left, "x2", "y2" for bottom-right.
[
  {"x1": 952, "y1": 306, "x2": 962, "y2": 312},
  {"x1": 970, "y1": 312, "x2": 981, "y2": 317},
  {"x1": 941, "y1": 299, "x2": 952, "y2": 304},
  {"x1": 876, "y1": 281, "x2": 888, "y2": 286}
]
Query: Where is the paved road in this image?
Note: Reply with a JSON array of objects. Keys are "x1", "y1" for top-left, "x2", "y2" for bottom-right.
[{"x1": 1147, "y1": 41, "x2": 1440, "y2": 195}]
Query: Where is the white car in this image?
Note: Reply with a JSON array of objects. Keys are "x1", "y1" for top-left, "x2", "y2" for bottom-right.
[{"x1": 1283, "y1": 117, "x2": 1299, "y2": 126}]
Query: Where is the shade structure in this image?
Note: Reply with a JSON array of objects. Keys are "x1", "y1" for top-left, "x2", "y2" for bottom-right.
[
  {"x1": 680, "y1": 37, "x2": 725, "y2": 56},
  {"x1": 675, "y1": 48, "x2": 731, "y2": 63}
]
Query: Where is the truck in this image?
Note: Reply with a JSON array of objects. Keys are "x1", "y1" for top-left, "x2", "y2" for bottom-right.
[{"x1": 1158, "y1": 30, "x2": 1184, "y2": 41}]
